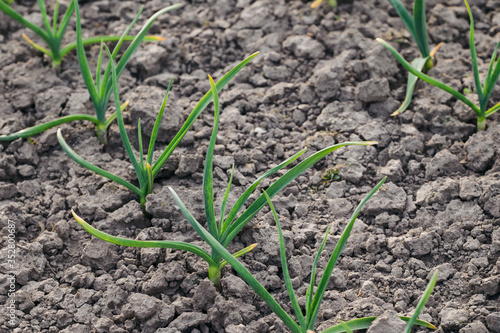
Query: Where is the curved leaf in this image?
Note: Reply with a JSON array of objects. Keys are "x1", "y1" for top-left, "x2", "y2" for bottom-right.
[
  {"x1": 57, "y1": 129, "x2": 142, "y2": 197},
  {"x1": 71, "y1": 210, "x2": 216, "y2": 267}
]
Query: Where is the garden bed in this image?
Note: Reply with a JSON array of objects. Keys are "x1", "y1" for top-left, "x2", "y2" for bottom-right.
[{"x1": 0, "y1": 0, "x2": 499, "y2": 332}]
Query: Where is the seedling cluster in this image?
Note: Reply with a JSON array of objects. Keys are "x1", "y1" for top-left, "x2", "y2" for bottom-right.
[{"x1": 0, "y1": 0, "x2": 466, "y2": 331}]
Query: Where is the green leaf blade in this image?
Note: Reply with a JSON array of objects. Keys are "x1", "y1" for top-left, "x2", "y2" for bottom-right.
[
  {"x1": 203, "y1": 76, "x2": 221, "y2": 238},
  {"x1": 74, "y1": 0, "x2": 101, "y2": 119},
  {"x1": 105, "y1": 44, "x2": 145, "y2": 187},
  {"x1": 377, "y1": 38, "x2": 482, "y2": 116},
  {"x1": 264, "y1": 191, "x2": 307, "y2": 329},
  {"x1": 413, "y1": 0, "x2": 430, "y2": 57},
  {"x1": 0, "y1": 114, "x2": 100, "y2": 142},
  {"x1": 392, "y1": 57, "x2": 428, "y2": 116},
  {"x1": 223, "y1": 141, "x2": 377, "y2": 248},
  {"x1": 388, "y1": 0, "x2": 418, "y2": 45},
  {"x1": 57, "y1": 129, "x2": 142, "y2": 196},
  {"x1": 71, "y1": 209, "x2": 216, "y2": 266},
  {"x1": 404, "y1": 270, "x2": 439, "y2": 333},
  {"x1": 167, "y1": 187, "x2": 302, "y2": 333},
  {"x1": 320, "y1": 316, "x2": 436, "y2": 333},
  {"x1": 307, "y1": 178, "x2": 387, "y2": 329},
  {"x1": 152, "y1": 52, "x2": 259, "y2": 178}
]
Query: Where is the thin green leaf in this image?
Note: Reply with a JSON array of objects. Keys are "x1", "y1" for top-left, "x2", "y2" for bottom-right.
[
  {"x1": 483, "y1": 41, "x2": 500, "y2": 94},
  {"x1": 22, "y1": 33, "x2": 53, "y2": 57},
  {"x1": 138, "y1": 118, "x2": 144, "y2": 170},
  {"x1": 147, "y1": 78, "x2": 173, "y2": 166},
  {"x1": 167, "y1": 187, "x2": 302, "y2": 333},
  {"x1": 320, "y1": 316, "x2": 437, "y2": 333},
  {"x1": 377, "y1": 38, "x2": 482, "y2": 115},
  {"x1": 486, "y1": 101, "x2": 500, "y2": 117},
  {"x1": 305, "y1": 224, "x2": 332, "y2": 321},
  {"x1": 203, "y1": 75, "x2": 221, "y2": 238},
  {"x1": 223, "y1": 141, "x2": 378, "y2": 248},
  {"x1": 71, "y1": 209, "x2": 217, "y2": 267},
  {"x1": 203, "y1": 75, "x2": 219, "y2": 236},
  {"x1": 114, "y1": 4, "x2": 182, "y2": 77},
  {"x1": 96, "y1": 41, "x2": 104, "y2": 90},
  {"x1": 219, "y1": 164, "x2": 235, "y2": 235},
  {"x1": 52, "y1": 0, "x2": 59, "y2": 35},
  {"x1": 482, "y1": 42, "x2": 500, "y2": 108},
  {"x1": 56, "y1": 0, "x2": 74, "y2": 38},
  {"x1": 413, "y1": 0, "x2": 430, "y2": 57},
  {"x1": 152, "y1": 52, "x2": 259, "y2": 178},
  {"x1": 112, "y1": 6, "x2": 144, "y2": 59},
  {"x1": 338, "y1": 321, "x2": 353, "y2": 333},
  {"x1": 464, "y1": 0, "x2": 485, "y2": 107},
  {"x1": 219, "y1": 243, "x2": 257, "y2": 269},
  {"x1": 388, "y1": 0, "x2": 418, "y2": 45},
  {"x1": 97, "y1": 5, "x2": 145, "y2": 103},
  {"x1": 307, "y1": 178, "x2": 387, "y2": 330},
  {"x1": 220, "y1": 148, "x2": 306, "y2": 236},
  {"x1": 105, "y1": 44, "x2": 145, "y2": 186},
  {"x1": 37, "y1": 0, "x2": 52, "y2": 37},
  {"x1": 146, "y1": 163, "x2": 154, "y2": 196},
  {"x1": 405, "y1": 270, "x2": 439, "y2": 333},
  {"x1": 74, "y1": 0, "x2": 101, "y2": 119},
  {"x1": 57, "y1": 129, "x2": 142, "y2": 196},
  {"x1": 59, "y1": 35, "x2": 165, "y2": 59},
  {"x1": 264, "y1": 191, "x2": 307, "y2": 329},
  {"x1": 392, "y1": 57, "x2": 428, "y2": 116},
  {"x1": 0, "y1": 114, "x2": 101, "y2": 141}
]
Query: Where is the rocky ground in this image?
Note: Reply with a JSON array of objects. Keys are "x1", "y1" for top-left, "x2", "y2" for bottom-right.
[{"x1": 0, "y1": 0, "x2": 500, "y2": 332}]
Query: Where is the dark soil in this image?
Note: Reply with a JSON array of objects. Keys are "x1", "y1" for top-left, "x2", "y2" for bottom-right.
[{"x1": 1, "y1": 0, "x2": 500, "y2": 332}]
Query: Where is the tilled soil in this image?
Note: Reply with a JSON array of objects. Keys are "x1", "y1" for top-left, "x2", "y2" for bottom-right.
[{"x1": 0, "y1": 0, "x2": 500, "y2": 332}]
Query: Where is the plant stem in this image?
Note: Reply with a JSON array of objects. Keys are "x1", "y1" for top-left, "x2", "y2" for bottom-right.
[
  {"x1": 477, "y1": 116, "x2": 486, "y2": 131},
  {"x1": 208, "y1": 264, "x2": 221, "y2": 288},
  {"x1": 95, "y1": 122, "x2": 108, "y2": 145}
]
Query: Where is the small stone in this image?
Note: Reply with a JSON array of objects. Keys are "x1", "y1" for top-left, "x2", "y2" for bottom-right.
[
  {"x1": 425, "y1": 149, "x2": 465, "y2": 179},
  {"x1": 175, "y1": 154, "x2": 202, "y2": 177},
  {"x1": 357, "y1": 78, "x2": 390, "y2": 103},
  {"x1": 282, "y1": 35, "x2": 325, "y2": 59},
  {"x1": 122, "y1": 293, "x2": 160, "y2": 320},
  {"x1": 459, "y1": 177, "x2": 482, "y2": 200},
  {"x1": 486, "y1": 312, "x2": 500, "y2": 333},
  {"x1": 140, "y1": 248, "x2": 161, "y2": 267},
  {"x1": 367, "y1": 310, "x2": 406, "y2": 333},
  {"x1": 459, "y1": 322, "x2": 489, "y2": 333},
  {"x1": 378, "y1": 159, "x2": 404, "y2": 182},
  {"x1": 338, "y1": 161, "x2": 366, "y2": 184},
  {"x1": 0, "y1": 182, "x2": 17, "y2": 200},
  {"x1": 81, "y1": 238, "x2": 119, "y2": 271},
  {"x1": 36, "y1": 231, "x2": 63, "y2": 254},
  {"x1": 168, "y1": 312, "x2": 209, "y2": 331},
  {"x1": 464, "y1": 131, "x2": 496, "y2": 172},
  {"x1": 440, "y1": 308, "x2": 470, "y2": 329},
  {"x1": 364, "y1": 182, "x2": 406, "y2": 214},
  {"x1": 428, "y1": 263, "x2": 456, "y2": 282},
  {"x1": 192, "y1": 280, "x2": 219, "y2": 311},
  {"x1": 93, "y1": 317, "x2": 114, "y2": 333},
  {"x1": 15, "y1": 142, "x2": 40, "y2": 165}
]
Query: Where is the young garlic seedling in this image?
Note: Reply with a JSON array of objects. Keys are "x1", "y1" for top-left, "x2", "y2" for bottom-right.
[
  {"x1": 378, "y1": 0, "x2": 500, "y2": 130},
  {"x1": 0, "y1": 0, "x2": 165, "y2": 68},
  {"x1": 58, "y1": 47, "x2": 259, "y2": 207},
  {"x1": 387, "y1": 0, "x2": 442, "y2": 116},
  {"x1": 0, "y1": 0, "x2": 181, "y2": 144},
  {"x1": 165, "y1": 177, "x2": 439, "y2": 333},
  {"x1": 71, "y1": 74, "x2": 379, "y2": 287}
]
